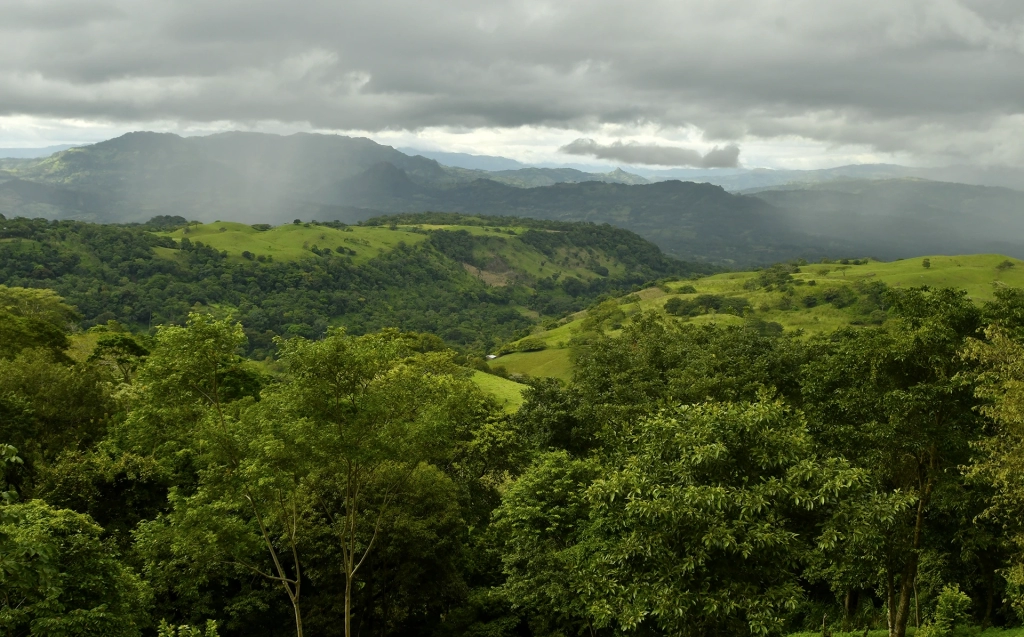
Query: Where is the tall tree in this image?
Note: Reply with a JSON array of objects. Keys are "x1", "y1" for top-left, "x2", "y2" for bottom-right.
[
  {"x1": 276, "y1": 328, "x2": 490, "y2": 637},
  {"x1": 801, "y1": 288, "x2": 986, "y2": 637}
]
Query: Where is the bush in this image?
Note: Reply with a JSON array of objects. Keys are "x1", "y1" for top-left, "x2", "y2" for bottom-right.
[
  {"x1": 918, "y1": 584, "x2": 971, "y2": 637},
  {"x1": 665, "y1": 294, "x2": 749, "y2": 317},
  {"x1": 498, "y1": 337, "x2": 548, "y2": 355}
]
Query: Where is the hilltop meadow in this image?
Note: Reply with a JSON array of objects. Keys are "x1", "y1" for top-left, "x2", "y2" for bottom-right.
[{"x1": 7, "y1": 211, "x2": 1024, "y2": 637}]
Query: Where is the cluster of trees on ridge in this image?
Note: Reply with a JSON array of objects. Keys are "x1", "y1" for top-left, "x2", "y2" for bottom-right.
[{"x1": 8, "y1": 280, "x2": 1024, "y2": 637}]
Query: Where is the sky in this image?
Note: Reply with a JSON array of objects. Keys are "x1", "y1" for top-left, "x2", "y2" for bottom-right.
[{"x1": 1, "y1": 0, "x2": 1022, "y2": 169}]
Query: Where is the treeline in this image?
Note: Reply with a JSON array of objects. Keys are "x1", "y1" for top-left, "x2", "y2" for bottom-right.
[
  {"x1": 8, "y1": 283, "x2": 1024, "y2": 636},
  {"x1": 0, "y1": 215, "x2": 703, "y2": 357}
]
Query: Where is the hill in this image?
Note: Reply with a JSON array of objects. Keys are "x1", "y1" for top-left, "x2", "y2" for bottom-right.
[
  {"x1": 489, "y1": 253, "x2": 1024, "y2": 381},
  {"x1": 322, "y1": 171, "x2": 820, "y2": 264},
  {"x1": 0, "y1": 212, "x2": 708, "y2": 358}
]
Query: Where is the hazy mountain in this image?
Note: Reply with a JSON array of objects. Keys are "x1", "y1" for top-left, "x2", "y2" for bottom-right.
[
  {"x1": 0, "y1": 144, "x2": 81, "y2": 159},
  {"x1": 749, "y1": 179, "x2": 1024, "y2": 259},
  {"x1": 5, "y1": 131, "x2": 1024, "y2": 265},
  {"x1": 313, "y1": 164, "x2": 821, "y2": 263},
  {"x1": 403, "y1": 146, "x2": 1024, "y2": 192},
  {"x1": 398, "y1": 148, "x2": 526, "y2": 171},
  {"x1": 0, "y1": 132, "x2": 451, "y2": 223}
]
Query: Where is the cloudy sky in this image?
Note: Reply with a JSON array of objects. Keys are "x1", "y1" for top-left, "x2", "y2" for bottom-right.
[{"x1": 1, "y1": 0, "x2": 1022, "y2": 169}]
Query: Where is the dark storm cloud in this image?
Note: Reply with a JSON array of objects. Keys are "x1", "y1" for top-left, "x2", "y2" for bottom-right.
[
  {"x1": 560, "y1": 139, "x2": 740, "y2": 167},
  {"x1": 1, "y1": 0, "x2": 1023, "y2": 163}
]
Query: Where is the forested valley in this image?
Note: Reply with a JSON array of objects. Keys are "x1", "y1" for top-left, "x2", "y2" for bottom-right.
[{"x1": 7, "y1": 215, "x2": 1024, "y2": 637}]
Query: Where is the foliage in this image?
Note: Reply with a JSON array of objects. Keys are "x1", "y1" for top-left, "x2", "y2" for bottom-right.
[
  {"x1": 918, "y1": 585, "x2": 972, "y2": 637},
  {"x1": 0, "y1": 499, "x2": 151, "y2": 636},
  {"x1": 495, "y1": 399, "x2": 861, "y2": 637}
]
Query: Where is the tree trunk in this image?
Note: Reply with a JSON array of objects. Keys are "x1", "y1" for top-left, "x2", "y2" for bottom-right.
[
  {"x1": 292, "y1": 598, "x2": 304, "y2": 637},
  {"x1": 844, "y1": 590, "x2": 856, "y2": 632},
  {"x1": 914, "y1": 577, "x2": 920, "y2": 628},
  {"x1": 887, "y1": 569, "x2": 896, "y2": 637},
  {"x1": 345, "y1": 576, "x2": 353, "y2": 637},
  {"x1": 983, "y1": 568, "x2": 995, "y2": 629},
  {"x1": 893, "y1": 455, "x2": 936, "y2": 637},
  {"x1": 893, "y1": 554, "x2": 919, "y2": 637}
]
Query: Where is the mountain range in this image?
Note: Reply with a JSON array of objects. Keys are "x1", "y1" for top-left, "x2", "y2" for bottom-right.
[{"x1": 2, "y1": 131, "x2": 1023, "y2": 265}]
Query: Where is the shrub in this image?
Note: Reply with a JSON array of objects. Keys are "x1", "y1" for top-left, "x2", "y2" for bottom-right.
[
  {"x1": 497, "y1": 337, "x2": 548, "y2": 355},
  {"x1": 918, "y1": 584, "x2": 971, "y2": 637}
]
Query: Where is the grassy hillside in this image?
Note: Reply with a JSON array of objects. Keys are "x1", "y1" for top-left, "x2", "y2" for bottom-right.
[
  {"x1": 492, "y1": 253, "x2": 1024, "y2": 380},
  {"x1": 160, "y1": 221, "x2": 430, "y2": 264},
  {"x1": 470, "y1": 370, "x2": 528, "y2": 412}
]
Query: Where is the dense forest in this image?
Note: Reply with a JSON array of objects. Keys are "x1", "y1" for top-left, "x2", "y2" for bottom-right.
[{"x1": 7, "y1": 264, "x2": 1024, "y2": 637}]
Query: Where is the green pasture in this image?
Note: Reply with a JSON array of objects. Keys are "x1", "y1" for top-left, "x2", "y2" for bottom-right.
[
  {"x1": 471, "y1": 370, "x2": 528, "y2": 412},
  {"x1": 159, "y1": 221, "x2": 428, "y2": 264},
  {"x1": 489, "y1": 348, "x2": 573, "y2": 382},
  {"x1": 492, "y1": 254, "x2": 1024, "y2": 380},
  {"x1": 406, "y1": 223, "x2": 529, "y2": 236}
]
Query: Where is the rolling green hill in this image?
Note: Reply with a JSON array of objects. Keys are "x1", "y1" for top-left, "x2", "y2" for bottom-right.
[
  {"x1": 0, "y1": 212, "x2": 707, "y2": 360},
  {"x1": 490, "y1": 253, "x2": 1024, "y2": 381}
]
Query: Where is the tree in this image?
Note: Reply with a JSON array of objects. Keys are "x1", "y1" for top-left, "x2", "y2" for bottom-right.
[
  {"x1": 276, "y1": 328, "x2": 490, "y2": 637},
  {"x1": 495, "y1": 399, "x2": 860, "y2": 637},
  {"x1": 802, "y1": 287, "x2": 986, "y2": 637},
  {"x1": 0, "y1": 445, "x2": 150, "y2": 636},
  {"x1": 88, "y1": 332, "x2": 150, "y2": 383},
  {"x1": 124, "y1": 313, "x2": 307, "y2": 635},
  {"x1": 0, "y1": 286, "x2": 78, "y2": 360},
  {"x1": 963, "y1": 290, "x2": 1024, "y2": 619}
]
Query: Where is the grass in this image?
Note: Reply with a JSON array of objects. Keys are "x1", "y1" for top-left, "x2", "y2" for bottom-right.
[
  {"x1": 490, "y1": 348, "x2": 573, "y2": 382},
  {"x1": 471, "y1": 370, "x2": 528, "y2": 412},
  {"x1": 494, "y1": 254, "x2": 1024, "y2": 380},
  {"x1": 155, "y1": 222, "x2": 624, "y2": 284},
  {"x1": 159, "y1": 222, "x2": 428, "y2": 264}
]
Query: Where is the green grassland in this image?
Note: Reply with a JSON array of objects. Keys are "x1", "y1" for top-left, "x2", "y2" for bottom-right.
[
  {"x1": 470, "y1": 370, "x2": 528, "y2": 412},
  {"x1": 159, "y1": 221, "x2": 429, "y2": 264},
  {"x1": 491, "y1": 254, "x2": 1024, "y2": 381},
  {"x1": 156, "y1": 221, "x2": 632, "y2": 286}
]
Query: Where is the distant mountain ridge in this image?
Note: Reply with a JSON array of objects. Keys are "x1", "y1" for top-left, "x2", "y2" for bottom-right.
[{"x1": 3, "y1": 131, "x2": 1024, "y2": 265}]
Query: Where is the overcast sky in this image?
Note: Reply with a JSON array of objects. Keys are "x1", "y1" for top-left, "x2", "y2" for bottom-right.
[{"x1": 1, "y1": 0, "x2": 1022, "y2": 168}]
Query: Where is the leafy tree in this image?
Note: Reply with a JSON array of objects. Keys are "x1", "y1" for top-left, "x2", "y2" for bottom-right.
[
  {"x1": 88, "y1": 332, "x2": 150, "y2": 383},
  {"x1": 495, "y1": 399, "x2": 860, "y2": 636},
  {"x1": 0, "y1": 285, "x2": 78, "y2": 360},
  {"x1": 801, "y1": 287, "x2": 986, "y2": 637},
  {"x1": 0, "y1": 444, "x2": 150, "y2": 636},
  {"x1": 122, "y1": 314, "x2": 307, "y2": 634},
  {"x1": 0, "y1": 349, "x2": 112, "y2": 483},
  {"x1": 276, "y1": 328, "x2": 491, "y2": 637}
]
